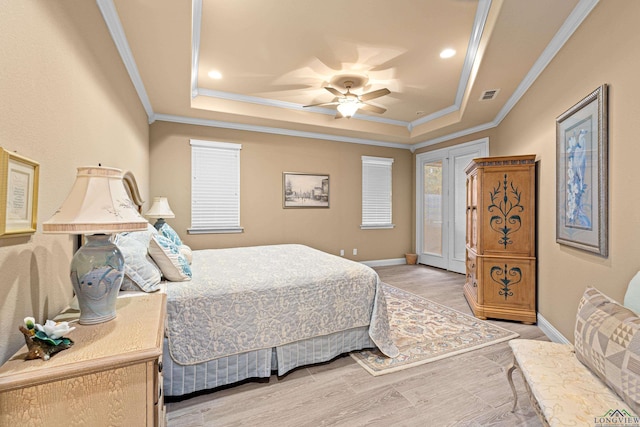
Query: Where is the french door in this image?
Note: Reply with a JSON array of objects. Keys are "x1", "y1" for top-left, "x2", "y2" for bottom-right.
[{"x1": 416, "y1": 139, "x2": 488, "y2": 273}]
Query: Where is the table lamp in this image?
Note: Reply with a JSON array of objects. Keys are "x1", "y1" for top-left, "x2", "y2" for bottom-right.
[
  {"x1": 145, "y1": 196, "x2": 175, "y2": 230},
  {"x1": 43, "y1": 166, "x2": 148, "y2": 324}
]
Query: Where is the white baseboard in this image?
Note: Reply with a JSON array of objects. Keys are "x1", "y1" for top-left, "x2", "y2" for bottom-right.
[
  {"x1": 358, "y1": 260, "x2": 570, "y2": 344},
  {"x1": 537, "y1": 312, "x2": 570, "y2": 344},
  {"x1": 362, "y1": 258, "x2": 406, "y2": 267},
  {"x1": 361, "y1": 261, "x2": 570, "y2": 344}
]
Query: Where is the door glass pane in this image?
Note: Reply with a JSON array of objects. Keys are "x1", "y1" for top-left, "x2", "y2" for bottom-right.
[
  {"x1": 423, "y1": 161, "x2": 442, "y2": 255},
  {"x1": 453, "y1": 153, "x2": 475, "y2": 261}
]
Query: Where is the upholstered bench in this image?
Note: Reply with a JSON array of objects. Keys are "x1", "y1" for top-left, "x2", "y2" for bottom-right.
[{"x1": 507, "y1": 287, "x2": 640, "y2": 426}]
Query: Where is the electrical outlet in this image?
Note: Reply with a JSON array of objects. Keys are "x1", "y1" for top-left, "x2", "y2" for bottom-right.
[
  {"x1": 353, "y1": 248, "x2": 357, "y2": 256},
  {"x1": 340, "y1": 249, "x2": 344, "y2": 256}
]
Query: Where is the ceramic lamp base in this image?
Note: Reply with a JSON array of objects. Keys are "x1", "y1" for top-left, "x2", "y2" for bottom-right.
[
  {"x1": 152, "y1": 218, "x2": 166, "y2": 230},
  {"x1": 70, "y1": 234, "x2": 124, "y2": 325}
]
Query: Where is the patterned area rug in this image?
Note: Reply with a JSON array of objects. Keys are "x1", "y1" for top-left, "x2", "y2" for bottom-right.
[{"x1": 351, "y1": 283, "x2": 519, "y2": 376}]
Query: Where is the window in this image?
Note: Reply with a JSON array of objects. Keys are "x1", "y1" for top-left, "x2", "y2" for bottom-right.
[
  {"x1": 189, "y1": 139, "x2": 243, "y2": 234},
  {"x1": 361, "y1": 156, "x2": 394, "y2": 229}
]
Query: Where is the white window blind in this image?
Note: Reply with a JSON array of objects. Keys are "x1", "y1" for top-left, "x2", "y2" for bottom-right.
[
  {"x1": 189, "y1": 139, "x2": 243, "y2": 234},
  {"x1": 361, "y1": 156, "x2": 394, "y2": 229}
]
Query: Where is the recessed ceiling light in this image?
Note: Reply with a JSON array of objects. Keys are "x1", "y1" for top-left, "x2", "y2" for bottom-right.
[
  {"x1": 208, "y1": 70, "x2": 223, "y2": 79},
  {"x1": 440, "y1": 48, "x2": 456, "y2": 59}
]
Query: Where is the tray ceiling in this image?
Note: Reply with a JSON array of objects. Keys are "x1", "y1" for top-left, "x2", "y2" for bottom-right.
[{"x1": 104, "y1": 0, "x2": 595, "y2": 149}]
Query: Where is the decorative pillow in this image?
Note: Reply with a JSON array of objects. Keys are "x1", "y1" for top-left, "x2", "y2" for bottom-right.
[
  {"x1": 149, "y1": 234, "x2": 192, "y2": 281},
  {"x1": 574, "y1": 287, "x2": 640, "y2": 414},
  {"x1": 158, "y1": 222, "x2": 183, "y2": 246},
  {"x1": 112, "y1": 231, "x2": 162, "y2": 292},
  {"x1": 624, "y1": 271, "x2": 640, "y2": 314},
  {"x1": 179, "y1": 244, "x2": 193, "y2": 265}
]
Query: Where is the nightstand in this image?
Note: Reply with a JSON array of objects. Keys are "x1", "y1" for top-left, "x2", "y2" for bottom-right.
[{"x1": 0, "y1": 292, "x2": 166, "y2": 426}]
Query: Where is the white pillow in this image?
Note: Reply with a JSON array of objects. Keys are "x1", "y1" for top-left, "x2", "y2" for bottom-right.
[
  {"x1": 149, "y1": 234, "x2": 192, "y2": 282},
  {"x1": 624, "y1": 271, "x2": 640, "y2": 314},
  {"x1": 112, "y1": 231, "x2": 162, "y2": 292},
  {"x1": 179, "y1": 244, "x2": 193, "y2": 265}
]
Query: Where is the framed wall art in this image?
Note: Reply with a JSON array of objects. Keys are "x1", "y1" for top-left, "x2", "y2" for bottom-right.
[
  {"x1": 283, "y1": 172, "x2": 329, "y2": 208},
  {"x1": 0, "y1": 148, "x2": 39, "y2": 237},
  {"x1": 556, "y1": 84, "x2": 608, "y2": 256}
]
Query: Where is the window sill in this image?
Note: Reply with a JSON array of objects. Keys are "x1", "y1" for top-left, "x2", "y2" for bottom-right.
[
  {"x1": 360, "y1": 224, "x2": 395, "y2": 230},
  {"x1": 188, "y1": 227, "x2": 244, "y2": 234}
]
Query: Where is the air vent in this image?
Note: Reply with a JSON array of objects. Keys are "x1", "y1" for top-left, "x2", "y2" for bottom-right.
[{"x1": 480, "y1": 89, "x2": 500, "y2": 101}]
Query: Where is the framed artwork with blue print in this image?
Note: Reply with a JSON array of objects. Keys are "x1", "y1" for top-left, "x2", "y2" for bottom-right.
[{"x1": 556, "y1": 84, "x2": 608, "y2": 257}]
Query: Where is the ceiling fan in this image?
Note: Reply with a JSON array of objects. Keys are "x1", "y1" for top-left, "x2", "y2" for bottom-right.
[{"x1": 304, "y1": 80, "x2": 391, "y2": 119}]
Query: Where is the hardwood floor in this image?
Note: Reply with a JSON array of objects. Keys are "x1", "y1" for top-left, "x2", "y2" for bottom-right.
[{"x1": 166, "y1": 264, "x2": 547, "y2": 426}]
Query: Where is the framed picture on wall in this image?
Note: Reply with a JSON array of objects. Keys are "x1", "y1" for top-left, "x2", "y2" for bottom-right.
[
  {"x1": 0, "y1": 148, "x2": 39, "y2": 237},
  {"x1": 556, "y1": 84, "x2": 608, "y2": 256},
  {"x1": 283, "y1": 172, "x2": 329, "y2": 208}
]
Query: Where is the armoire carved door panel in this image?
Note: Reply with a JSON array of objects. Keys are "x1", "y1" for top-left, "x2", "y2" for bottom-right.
[{"x1": 464, "y1": 155, "x2": 536, "y2": 324}]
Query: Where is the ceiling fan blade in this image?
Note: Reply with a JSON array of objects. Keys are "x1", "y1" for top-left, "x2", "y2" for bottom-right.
[
  {"x1": 303, "y1": 101, "x2": 338, "y2": 108},
  {"x1": 324, "y1": 86, "x2": 344, "y2": 97},
  {"x1": 359, "y1": 103, "x2": 387, "y2": 114},
  {"x1": 334, "y1": 110, "x2": 344, "y2": 119},
  {"x1": 359, "y1": 88, "x2": 391, "y2": 102}
]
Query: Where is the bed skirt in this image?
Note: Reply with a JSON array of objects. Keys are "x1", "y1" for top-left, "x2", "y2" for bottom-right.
[{"x1": 164, "y1": 326, "x2": 374, "y2": 397}]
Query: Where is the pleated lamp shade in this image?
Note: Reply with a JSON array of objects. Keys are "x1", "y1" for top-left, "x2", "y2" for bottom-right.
[
  {"x1": 145, "y1": 197, "x2": 175, "y2": 219},
  {"x1": 43, "y1": 166, "x2": 148, "y2": 234},
  {"x1": 43, "y1": 166, "x2": 148, "y2": 324}
]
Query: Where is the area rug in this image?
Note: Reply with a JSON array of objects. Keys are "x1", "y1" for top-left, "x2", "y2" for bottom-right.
[{"x1": 351, "y1": 283, "x2": 519, "y2": 376}]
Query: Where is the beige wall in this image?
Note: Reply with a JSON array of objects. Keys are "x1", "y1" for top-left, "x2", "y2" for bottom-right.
[
  {"x1": 2, "y1": 0, "x2": 635, "y2": 367},
  {"x1": 149, "y1": 121, "x2": 413, "y2": 261},
  {"x1": 148, "y1": 0, "x2": 640, "y2": 343},
  {"x1": 0, "y1": 2, "x2": 149, "y2": 364},
  {"x1": 489, "y1": 1, "x2": 640, "y2": 340}
]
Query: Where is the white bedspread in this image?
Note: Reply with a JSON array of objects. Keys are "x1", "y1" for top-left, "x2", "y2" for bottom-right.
[{"x1": 165, "y1": 244, "x2": 398, "y2": 365}]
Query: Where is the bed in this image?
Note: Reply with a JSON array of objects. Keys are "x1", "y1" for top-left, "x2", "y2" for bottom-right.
[{"x1": 119, "y1": 173, "x2": 398, "y2": 397}]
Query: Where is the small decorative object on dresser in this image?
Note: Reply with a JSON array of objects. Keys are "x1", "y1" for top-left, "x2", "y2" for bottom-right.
[
  {"x1": 20, "y1": 317, "x2": 75, "y2": 361},
  {"x1": 464, "y1": 155, "x2": 537, "y2": 324},
  {"x1": 0, "y1": 293, "x2": 166, "y2": 426}
]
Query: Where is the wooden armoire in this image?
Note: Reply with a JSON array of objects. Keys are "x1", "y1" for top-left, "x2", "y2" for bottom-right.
[{"x1": 464, "y1": 155, "x2": 536, "y2": 324}]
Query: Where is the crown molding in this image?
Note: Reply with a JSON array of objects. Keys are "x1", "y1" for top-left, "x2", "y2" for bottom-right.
[
  {"x1": 408, "y1": 105, "x2": 459, "y2": 132},
  {"x1": 196, "y1": 89, "x2": 408, "y2": 127},
  {"x1": 191, "y1": 0, "x2": 203, "y2": 98},
  {"x1": 96, "y1": 0, "x2": 155, "y2": 124},
  {"x1": 411, "y1": 120, "x2": 498, "y2": 152},
  {"x1": 456, "y1": 0, "x2": 492, "y2": 107},
  {"x1": 190, "y1": 0, "x2": 491, "y2": 132},
  {"x1": 408, "y1": 0, "x2": 491, "y2": 129},
  {"x1": 103, "y1": 0, "x2": 599, "y2": 149},
  {"x1": 413, "y1": 0, "x2": 599, "y2": 151},
  {"x1": 494, "y1": 0, "x2": 599, "y2": 125},
  {"x1": 154, "y1": 113, "x2": 412, "y2": 150}
]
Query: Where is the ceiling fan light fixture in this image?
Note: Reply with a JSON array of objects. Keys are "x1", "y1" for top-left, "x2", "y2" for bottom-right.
[{"x1": 337, "y1": 99, "x2": 360, "y2": 118}]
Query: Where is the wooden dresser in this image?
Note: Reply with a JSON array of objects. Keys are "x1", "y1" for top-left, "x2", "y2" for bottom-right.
[
  {"x1": 0, "y1": 293, "x2": 166, "y2": 426},
  {"x1": 464, "y1": 155, "x2": 536, "y2": 324}
]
